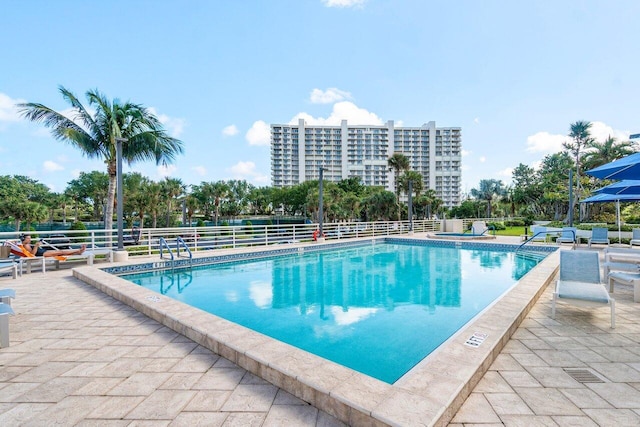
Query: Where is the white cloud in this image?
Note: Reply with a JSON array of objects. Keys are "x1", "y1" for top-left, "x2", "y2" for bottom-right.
[
  {"x1": 526, "y1": 131, "x2": 567, "y2": 153},
  {"x1": 395, "y1": 120, "x2": 404, "y2": 127},
  {"x1": 228, "y1": 161, "x2": 270, "y2": 184},
  {"x1": 461, "y1": 149, "x2": 471, "y2": 157},
  {"x1": 148, "y1": 107, "x2": 185, "y2": 138},
  {"x1": 497, "y1": 167, "x2": 513, "y2": 178},
  {"x1": 43, "y1": 160, "x2": 64, "y2": 172},
  {"x1": 526, "y1": 122, "x2": 630, "y2": 154},
  {"x1": 249, "y1": 280, "x2": 272, "y2": 309},
  {"x1": 290, "y1": 101, "x2": 384, "y2": 126},
  {"x1": 322, "y1": 0, "x2": 367, "y2": 8},
  {"x1": 309, "y1": 88, "x2": 352, "y2": 104},
  {"x1": 71, "y1": 169, "x2": 82, "y2": 178},
  {"x1": 246, "y1": 120, "x2": 271, "y2": 146},
  {"x1": 479, "y1": 156, "x2": 486, "y2": 163},
  {"x1": 589, "y1": 121, "x2": 629, "y2": 142},
  {"x1": 330, "y1": 307, "x2": 378, "y2": 325},
  {"x1": 0, "y1": 93, "x2": 26, "y2": 124},
  {"x1": 157, "y1": 164, "x2": 177, "y2": 177},
  {"x1": 222, "y1": 124, "x2": 238, "y2": 136},
  {"x1": 192, "y1": 166, "x2": 207, "y2": 176}
]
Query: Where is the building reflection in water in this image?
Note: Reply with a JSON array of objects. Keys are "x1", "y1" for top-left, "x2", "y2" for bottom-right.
[{"x1": 271, "y1": 245, "x2": 463, "y2": 316}]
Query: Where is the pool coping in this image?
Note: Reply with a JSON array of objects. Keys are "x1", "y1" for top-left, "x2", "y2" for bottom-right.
[{"x1": 72, "y1": 238, "x2": 559, "y2": 426}]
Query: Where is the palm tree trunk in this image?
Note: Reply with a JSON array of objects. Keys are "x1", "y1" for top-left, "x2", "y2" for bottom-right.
[{"x1": 105, "y1": 162, "x2": 117, "y2": 243}]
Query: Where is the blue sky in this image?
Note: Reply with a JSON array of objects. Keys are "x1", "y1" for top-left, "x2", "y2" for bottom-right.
[{"x1": 1, "y1": 0, "x2": 638, "y2": 196}]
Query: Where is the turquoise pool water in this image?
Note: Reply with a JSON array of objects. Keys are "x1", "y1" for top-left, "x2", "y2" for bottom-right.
[{"x1": 122, "y1": 242, "x2": 547, "y2": 383}]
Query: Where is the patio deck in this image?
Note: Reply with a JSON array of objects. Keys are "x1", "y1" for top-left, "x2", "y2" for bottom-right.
[{"x1": 1, "y1": 238, "x2": 639, "y2": 426}]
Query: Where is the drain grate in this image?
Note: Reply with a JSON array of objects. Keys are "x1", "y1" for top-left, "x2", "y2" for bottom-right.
[{"x1": 563, "y1": 368, "x2": 605, "y2": 383}]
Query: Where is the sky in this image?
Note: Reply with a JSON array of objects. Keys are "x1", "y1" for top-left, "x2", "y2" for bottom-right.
[{"x1": 1, "y1": 0, "x2": 639, "y2": 197}]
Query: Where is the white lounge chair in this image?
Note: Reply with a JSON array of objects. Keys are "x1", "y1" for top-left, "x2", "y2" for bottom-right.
[
  {"x1": 471, "y1": 221, "x2": 489, "y2": 235},
  {"x1": 0, "y1": 302, "x2": 14, "y2": 348},
  {"x1": 552, "y1": 250, "x2": 615, "y2": 328},
  {"x1": 608, "y1": 271, "x2": 640, "y2": 303},
  {"x1": 0, "y1": 288, "x2": 15, "y2": 306},
  {"x1": 0, "y1": 260, "x2": 18, "y2": 279},
  {"x1": 588, "y1": 227, "x2": 610, "y2": 248},
  {"x1": 556, "y1": 227, "x2": 578, "y2": 247},
  {"x1": 530, "y1": 225, "x2": 548, "y2": 242},
  {"x1": 40, "y1": 239, "x2": 113, "y2": 265},
  {"x1": 630, "y1": 228, "x2": 640, "y2": 247}
]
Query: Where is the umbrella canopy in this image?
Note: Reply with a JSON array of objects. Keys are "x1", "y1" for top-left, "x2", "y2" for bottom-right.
[
  {"x1": 586, "y1": 152, "x2": 640, "y2": 180},
  {"x1": 581, "y1": 192, "x2": 640, "y2": 241},
  {"x1": 593, "y1": 180, "x2": 640, "y2": 195},
  {"x1": 582, "y1": 192, "x2": 640, "y2": 203}
]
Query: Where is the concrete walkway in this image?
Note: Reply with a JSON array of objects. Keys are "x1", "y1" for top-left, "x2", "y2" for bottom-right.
[
  {"x1": 450, "y1": 256, "x2": 640, "y2": 426},
  {"x1": 2, "y1": 242, "x2": 640, "y2": 426},
  {"x1": 0, "y1": 269, "x2": 344, "y2": 426}
]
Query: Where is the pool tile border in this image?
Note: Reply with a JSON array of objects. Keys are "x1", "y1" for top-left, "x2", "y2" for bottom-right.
[
  {"x1": 102, "y1": 237, "x2": 556, "y2": 276},
  {"x1": 73, "y1": 238, "x2": 559, "y2": 426}
]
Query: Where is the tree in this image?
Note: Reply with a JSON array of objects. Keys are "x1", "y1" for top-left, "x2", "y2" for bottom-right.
[
  {"x1": 563, "y1": 121, "x2": 591, "y2": 220},
  {"x1": 470, "y1": 179, "x2": 506, "y2": 218},
  {"x1": 511, "y1": 163, "x2": 542, "y2": 216},
  {"x1": 538, "y1": 152, "x2": 574, "y2": 220},
  {"x1": 160, "y1": 178, "x2": 185, "y2": 227},
  {"x1": 582, "y1": 136, "x2": 638, "y2": 171},
  {"x1": 0, "y1": 175, "x2": 52, "y2": 230},
  {"x1": 19, "y1": 86, "x2": 183, "y2": 234},
  {"x1": 387, "y1": 153, "x2": 410, "y2": 220},
  {"x1": 362, "y1": 190, "x2": 397, "y2": 221},
  {"x1": 66, "y1": 171, "x2": 109, "y2": 221}
]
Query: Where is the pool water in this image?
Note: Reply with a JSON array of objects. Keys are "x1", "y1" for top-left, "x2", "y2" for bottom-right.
[{"x1": 122, "y1": 242, "x2": 546, "y2": 383}]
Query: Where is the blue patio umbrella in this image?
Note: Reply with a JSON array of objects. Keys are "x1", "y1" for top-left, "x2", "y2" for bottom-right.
[
  {"x1": 582, "y1": 192, "x2": 640, "y2": 241},
  {"x1": 586, "y1": 152, "x2": 640, "y2": 180},
  {"x1": 593, "y1": 180, "x2": 640, "y2": 195}
]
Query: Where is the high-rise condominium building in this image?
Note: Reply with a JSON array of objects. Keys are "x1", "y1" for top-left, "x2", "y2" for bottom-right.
[{"x1": 270, "y1": 119, "x2": 461, "y2": 207}]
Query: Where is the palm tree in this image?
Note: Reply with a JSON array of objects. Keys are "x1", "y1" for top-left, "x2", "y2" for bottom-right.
[
  {"x1": 563, "y1": 121, "x2": 592, "y2": 220},
  {"x1": 18, "y1": 86, "x2": 183, "y2": 235},
  {"x1": 582, "y1": 136, "x2": 638, "y2": 171},
  {"x1": 470, "y1": 179, "x2": 506, "y2": 218},
  {"x1": 160, "y1": 178, "x2": 185, "y2": 227},
  {"x1": 387, "y1": 153, "x2": 410, "y2": 220}
]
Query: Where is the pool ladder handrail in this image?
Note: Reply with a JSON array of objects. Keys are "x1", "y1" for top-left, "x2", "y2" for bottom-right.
[
  {"x1": 176, "y1": 236, "x2": 193, "y2": 267},
  {"x1": 158, "y1": 237, "x2": 174, "y2": 261},
  {"x1": 517, "y1": 229, "x2": 576, "y2": 251}
]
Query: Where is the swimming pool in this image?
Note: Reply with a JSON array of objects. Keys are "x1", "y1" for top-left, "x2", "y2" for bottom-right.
[{"x1": 121, "y1": 241, "x2": 548, "y2": 383}]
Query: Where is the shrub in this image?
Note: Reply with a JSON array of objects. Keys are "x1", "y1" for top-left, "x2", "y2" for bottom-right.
[
  {"x1": 487, "y1": 221, "x2": 506, "y2": 231},
  {"x1": 69, "y1": 221, "x2": 89, "y2": 237},
  {"x1": 504, "y1": 219, "x2": 525, "y2": 227},
  {"x1": 196, "y1": 219, "x2": 205, "y2": 227}
]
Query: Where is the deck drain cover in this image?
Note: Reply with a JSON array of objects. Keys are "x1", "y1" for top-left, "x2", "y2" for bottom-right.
[{"x1": 563, "y1": 368, "x2": 604, "y2": 383}]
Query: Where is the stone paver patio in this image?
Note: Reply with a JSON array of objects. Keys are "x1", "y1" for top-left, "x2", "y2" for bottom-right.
[{"x1": 1, "y1": 239, "x2": 640, "y2": 426}]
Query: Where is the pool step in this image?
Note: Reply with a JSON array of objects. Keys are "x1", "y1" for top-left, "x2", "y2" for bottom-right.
[{"x1": 515, "y1": 250, "x2": 547, "y2": 263}]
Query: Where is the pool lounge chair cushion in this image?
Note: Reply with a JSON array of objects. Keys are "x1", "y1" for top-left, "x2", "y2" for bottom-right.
[{"x1": 557, "y1": 281, "x2": 611, "y2": 303}]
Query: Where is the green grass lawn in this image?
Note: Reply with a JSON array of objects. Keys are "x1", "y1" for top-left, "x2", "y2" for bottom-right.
[{"x1": 494, "y1": 226, "x2": 527, "y2": 237}]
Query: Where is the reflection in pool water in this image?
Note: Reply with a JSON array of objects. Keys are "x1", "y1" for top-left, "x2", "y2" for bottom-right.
[{"x1": 123, "y1": 242, "x2": 547, "y2": 383}]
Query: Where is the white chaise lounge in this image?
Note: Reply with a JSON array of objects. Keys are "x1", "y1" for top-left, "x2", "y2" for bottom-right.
[{"x1": 552, "y1": 250, "x2": 615, "y2": 328}]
